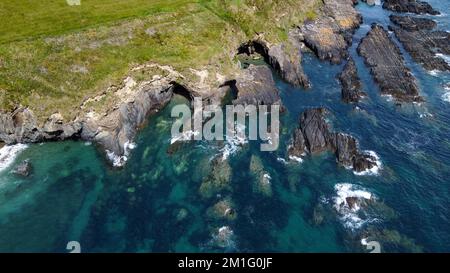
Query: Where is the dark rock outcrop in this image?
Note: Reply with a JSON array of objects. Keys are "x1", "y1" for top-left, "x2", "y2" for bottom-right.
[
  {"x1": 389, "y1": 16, "x2": 450, "y2": 72},
  {"x1": 288, "y1": 108, "x2": 378, "y2": 172},
  {"x1": 390, "y1": 15, "x2": 437, "y2": 31},
  {"x1": 298, "y1": 0, "x2": 362, "y2": 64},
  {"x1": 233, "y1": 64, "x2": 283, "y2": 109},
  {"x1": 11, "y1": 159, "x2": 32, "y2": 177},
  {"x1": 383, "y1": 0, "x2": 440, "y2": 15},
  {"x1": 339, "y1": 58, "x2": 366, "y2": 103},
  {"x1": 357, "y1": 24, "x2": 422, "y2": 102}
]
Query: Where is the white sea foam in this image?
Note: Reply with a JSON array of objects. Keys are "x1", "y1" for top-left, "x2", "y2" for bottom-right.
[
  {"x1": 277, "y1": 157, "x2": 287, "y2": 164},
  {"x1": 210, "y1": 226, "x2": 237, "y2": 250},
  {"x1": 106, "y1": 141, "x2": 136, "y2": 167},
  {"x1": 333, "y1": 183, "x2": 378, "y2": 230},
  {"x1": 442, "y1": 92, "x2": 450, "y2": 103},
  {"x1": 436, "y1": 53, "x2": 450, "y2": 65},
  {"x1": 263, "y1": 173, "x2": 272, "y2": 184},
  {"x1": 353, "y1": 151, "x2": 382, "y2": 176},
  {"x1": 219, "y1": 124, "x2": 247, "y2": 160},
  {"x1": 0, "y1": 144, "x2": 28, "y2": 172},
  {"x1": 428, "y1": 70, "x2": 440, "y2": 77},
  {"x1": 288, "y1": 155, "x2": 304, "y2": 163},
  {"x1": 382, "y1": 94, "x2": 394, "y2": 102}
]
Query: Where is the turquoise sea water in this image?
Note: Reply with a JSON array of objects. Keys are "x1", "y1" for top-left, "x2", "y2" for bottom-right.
[{"x1": 0, "y1": 2, "x2": 449, "y2": 253}]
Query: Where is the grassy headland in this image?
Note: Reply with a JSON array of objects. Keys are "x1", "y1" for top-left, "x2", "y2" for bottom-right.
[{"x1": 0, "y1": 0, "x2": 320, "y2": 122}]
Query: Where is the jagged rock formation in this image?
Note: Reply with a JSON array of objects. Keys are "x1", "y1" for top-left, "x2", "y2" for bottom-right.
[
  {"x1": 389, "y1": 16, "x2": 450, "y2": 72},
  {"x1": 288, "y1": 108, "x2": 379, "y2": 173},
  {"x1": 339, "y1": 58, "x2": 366, "y2": 103},
  {"x1": 390, "y1": 15, "x2": 437, "y2": 31},
  {"x1": 383, "y1": 0, "x2": 440, "y2": 15},
  {"x1": 297, "y1": 0, "x2": 362, "y2": 64},
  {"x1": 357, "y1": 24, "x2": 422, "y2": 103},
  {"x1": 233, "y1": 64, "x2": 283, "y2": 109}
]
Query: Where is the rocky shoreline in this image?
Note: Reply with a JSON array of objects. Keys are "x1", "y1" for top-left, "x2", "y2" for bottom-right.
[{"x1": 1, "y1": 0, "x2": 366, "y2": 166}]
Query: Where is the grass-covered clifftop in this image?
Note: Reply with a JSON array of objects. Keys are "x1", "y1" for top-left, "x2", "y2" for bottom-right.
[{"x1": 0, "y1": 0, "x2": 320, "y2": 121}]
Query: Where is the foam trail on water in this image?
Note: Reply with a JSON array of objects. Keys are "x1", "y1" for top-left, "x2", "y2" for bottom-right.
[{"x1": 0, "y1": 144, "x2": 28, "y2": 172}]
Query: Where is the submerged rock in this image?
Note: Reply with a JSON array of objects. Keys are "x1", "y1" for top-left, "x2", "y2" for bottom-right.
[
  {"x1": 339, "y1": 58, "x2": 366, "y2": 103},
  {"x1": 249, "y1": 155, "x2": 273, "y2": 197},
  {"x1": 175, "y1": 208, "x2": 189, "y2": 223},
  {"x1": 288, "y1": 108, "x2": 380, "y2": 173},
  {"x1": 298, "y1": 0, "x2": 362, "y2": 64},
  {"x1": 207, "y1": 198, "x2": 238, "y2": 221},
  {"x1": 362, "y1": 228, "x2": 424, "y2": 253},
  {"x1": 389, "y1": 17, "x2": 450, "y2": 72},
  {"x1": 210, "y1": 226, "x2": 236, "y2": 250},
  {"x1": 199, "y1": 157, "x2": 232, "y2": 199},
  {"x1": 357, "y1": 24, "x2": 422, "y2": 103},
  {"x1": 383, "y1": 0, "x2": 440, "y2": 15},
  {"x1": 11, "y1": 159, "x2": 32, "y2": 177}
]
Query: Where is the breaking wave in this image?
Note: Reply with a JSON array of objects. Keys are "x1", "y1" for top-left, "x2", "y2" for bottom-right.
[
  {"x1": 333, "y1": 183, "x2": 379, "y2": 230},
  {"x1": 0, "y1": 144, "x2": 28, "y2": 173}
]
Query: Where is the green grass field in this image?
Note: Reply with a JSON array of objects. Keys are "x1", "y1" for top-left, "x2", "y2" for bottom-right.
[{"x1": 0, "y1": 0, "x2": 320, "y2": 121}]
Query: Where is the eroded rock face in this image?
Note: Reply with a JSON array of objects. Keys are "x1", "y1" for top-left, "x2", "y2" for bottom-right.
[
  {"x1": 84, "y1": 80, "x2": 174, "y2": 163},
  {"x1": 268, "y1": 40, "x2": 310, "y2": 88},
  {"x1": 339, "y1": 58, "x2": 366, "y2": 103},
  {"x1": 389, "y1": 16, "x2": 450, "y2": 72},
  {"x1": 383, "y1": 0, "x2": 440, "y2": 15},
  {"x1": 357, "y1": 24, "x2": 422, "y2": 103},
  {"x1": 234, "y1": 64, "x2": 283, "y2": 109},
  {"x1": 298, "y1": 0, "x2": 362, "y2": 64},
  {"x1": 239, "y1": 34, "x2": 310, "y2": 89},
  {"x1": 288, "y1": 108, "x2": 378, "y2": 172}
]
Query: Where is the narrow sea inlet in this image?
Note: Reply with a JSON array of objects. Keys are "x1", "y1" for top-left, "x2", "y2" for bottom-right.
[{"x1": 1, "y1": 1, "x2": 450, "y2": 253}]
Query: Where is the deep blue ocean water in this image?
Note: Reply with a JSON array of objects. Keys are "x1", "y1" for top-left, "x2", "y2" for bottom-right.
[{"x1": 0, "y1": 1, "x2": 449, "y2": 253}]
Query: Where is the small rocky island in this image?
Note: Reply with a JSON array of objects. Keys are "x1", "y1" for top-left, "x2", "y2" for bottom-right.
[
  {"x1": 339, "y1": 58, "x2": 366, "y2": 103},
  {"x1": 288, "y1": 108, "x2": 379, "y2": 173}
]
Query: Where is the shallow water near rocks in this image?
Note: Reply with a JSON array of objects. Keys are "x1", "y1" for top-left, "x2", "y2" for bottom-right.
[{"x1": 0, "y1": 2, "x2": 450, "y2": 252}]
